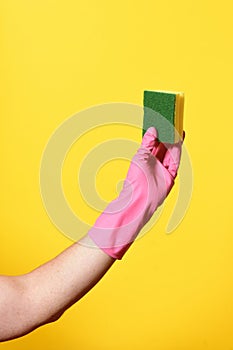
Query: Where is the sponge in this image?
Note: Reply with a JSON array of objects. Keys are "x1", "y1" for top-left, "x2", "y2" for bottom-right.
[{"x1": 142, "y1": 90, "x2": 184, "y2": 143}]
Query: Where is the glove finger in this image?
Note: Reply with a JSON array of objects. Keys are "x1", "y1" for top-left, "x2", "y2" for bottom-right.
[
  {"x1": 141, "y1": 127, "x2": 158, "y2": 152},
  {"x1": 163, "y1": 141, "x2": 182, "y2": 178}
]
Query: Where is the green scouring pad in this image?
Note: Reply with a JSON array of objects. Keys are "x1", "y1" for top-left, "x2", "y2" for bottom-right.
[{"x1": 142, "y1": 90, "x2": 184, "y2": 143}]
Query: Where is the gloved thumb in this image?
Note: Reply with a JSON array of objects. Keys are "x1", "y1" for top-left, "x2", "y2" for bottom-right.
[{"x1": 141, "y1": 127, "x2": 158, "y2": 152}]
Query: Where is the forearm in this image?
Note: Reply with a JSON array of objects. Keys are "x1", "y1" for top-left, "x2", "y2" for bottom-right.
[
  {"x1": 0, "y1": 235, "x2": 115, "y2": 342},
  {"x1": 0, "y1": 127, "x2": 183, "y2": 342}
]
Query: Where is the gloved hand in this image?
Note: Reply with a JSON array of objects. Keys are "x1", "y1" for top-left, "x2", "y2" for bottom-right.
[{"x1": 88, "y1": 127, "x2": 183, "y2": 260}]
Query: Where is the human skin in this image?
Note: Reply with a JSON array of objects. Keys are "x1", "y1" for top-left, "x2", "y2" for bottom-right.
[
  {"x1": 0, "y1": 236, "x2": 114, "y2": 342},
  {"x1": 0, "y1": 127, "x2": 183, "y2": 342}
]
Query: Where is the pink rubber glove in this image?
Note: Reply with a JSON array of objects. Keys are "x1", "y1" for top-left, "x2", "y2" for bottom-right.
[{"x1": 88, "y1": 127, "x2": 183, "y2": 260}]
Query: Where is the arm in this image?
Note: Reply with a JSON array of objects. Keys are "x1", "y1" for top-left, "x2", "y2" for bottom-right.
[
  {"x1": 0, "y1": 235, "x2": 115, "y2": 342},
  {"x1": 0, "y1": 127, "x2": 183, "y2": 342}
]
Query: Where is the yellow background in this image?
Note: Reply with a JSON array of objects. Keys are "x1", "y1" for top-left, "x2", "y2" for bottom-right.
[{"x1": 1, "y1": 0, "x2": 233, "y2": 349}]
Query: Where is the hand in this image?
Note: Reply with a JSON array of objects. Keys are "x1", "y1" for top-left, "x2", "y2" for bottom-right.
[{"x1": 88, "y1": 127, "x2": 184, "y2": 259}]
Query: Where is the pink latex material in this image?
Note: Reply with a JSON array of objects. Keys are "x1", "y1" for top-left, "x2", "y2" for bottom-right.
[{"x1": 88, "y1": 127, "x2": 183, "y2": 259}]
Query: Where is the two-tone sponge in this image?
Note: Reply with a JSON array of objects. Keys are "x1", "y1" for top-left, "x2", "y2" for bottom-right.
[{"x1": 142, "y1": 90, "x2": 184, "y2": 143}]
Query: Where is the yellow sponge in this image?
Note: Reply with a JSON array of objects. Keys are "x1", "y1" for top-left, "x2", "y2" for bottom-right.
[{"x1": 143, "y1": 90, "x2": 184, "y2": 143}]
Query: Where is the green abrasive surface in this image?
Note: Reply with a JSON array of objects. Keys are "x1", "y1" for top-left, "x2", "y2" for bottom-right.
[{"x1": 143, "y1": 90, "x2": 176, "y2": 143}]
